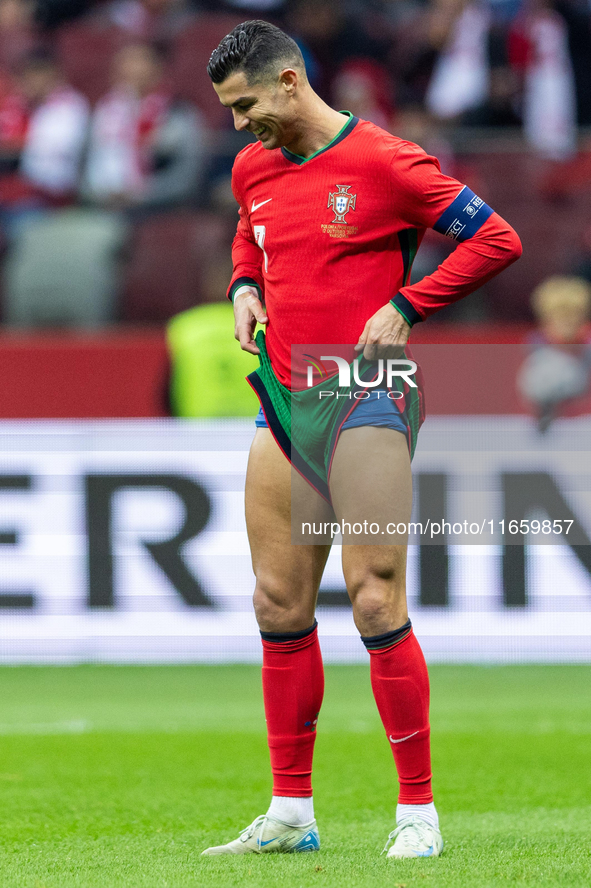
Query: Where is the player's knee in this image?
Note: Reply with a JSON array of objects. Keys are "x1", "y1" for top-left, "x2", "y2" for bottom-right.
[
  {"x1": 350, "y1": 586, "x2": 392, "y2": 626},
  {"x1": 252, "y1": 577, "x2": 312, "y2": 631},
  {"x1": 253, "y1": 575, "x2": 290, "y2": 610},
  {"x1": 346, "y1": 566, "x2": 405, "y2": 621}
]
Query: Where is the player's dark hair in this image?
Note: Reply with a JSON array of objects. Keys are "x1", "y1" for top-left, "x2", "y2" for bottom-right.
[{"x1": 207, "y1": 20, "x2": 306, "y2": 85}]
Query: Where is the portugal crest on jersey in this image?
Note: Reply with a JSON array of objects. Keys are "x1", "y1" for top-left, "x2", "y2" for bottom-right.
[{"x1": 327, "y1": 185, "x2": 357, "y2": 223}]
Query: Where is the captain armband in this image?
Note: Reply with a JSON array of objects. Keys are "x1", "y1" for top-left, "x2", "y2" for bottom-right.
[{"x1": 433, "y1": 186, "x2": 493, "y2": 242}]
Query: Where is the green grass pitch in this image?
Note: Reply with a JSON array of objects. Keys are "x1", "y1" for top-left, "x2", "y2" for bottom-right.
[{"x1": 0, "y1": 664, "x2": 590, "y2": 887}]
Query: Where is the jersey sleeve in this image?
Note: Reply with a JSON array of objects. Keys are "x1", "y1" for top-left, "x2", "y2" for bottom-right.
[
  {"x1": 388, "y1": 141, "x2": 522, "y2": 323},
  {"x1": 227, "y1": 168, "x2": 265, "y2": 303}
]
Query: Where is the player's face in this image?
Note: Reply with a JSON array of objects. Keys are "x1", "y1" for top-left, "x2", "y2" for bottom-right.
[{"x1": 213, "y1": 70, "x2": 298, "y2": 150}]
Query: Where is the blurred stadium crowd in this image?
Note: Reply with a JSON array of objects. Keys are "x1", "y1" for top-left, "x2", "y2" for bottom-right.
[{"x1": 0, "y1": 0, "x2": 589, "y2": 329}]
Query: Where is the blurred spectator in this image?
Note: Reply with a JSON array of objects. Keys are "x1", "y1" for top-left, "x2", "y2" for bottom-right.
[
  {"x1": 103, "y1": 0, "x2": 196, "y2": 42},
  {"x1": 286, "y1": 0, "x2": 390, "y2": 102},
  {"x1": 461, "y1": 63, "x2": 521, "y2": 127},
  {"x1": 515, "y1": 0, "x2": 577, "y2": 158},
  {"x1": 574, "y1": 224, "x2": 591, "y2": 285},
  {"x1": 35, "y1": 0, "x2": 94, "y2": 29},
  {"x1": 518, "y1": 276, "x2": 591, "y2": 430},
  {"x1": 0, "y1": 69, "x2": 27, "y2": 158},
  {"x1": 0, "y1": 0, "x2": 36, "y2": 71},
  {"x1": 390, "y1": 3, "x2": 439, "y2": 107},
  {"x1": 0, "y1": 49, "x2": 89, "y2": 239},
  {"x1": 377, "y1": 0, "x2": 427, "y2": 29},
  {"x1": 82, "y1": 42, "x2": 206, "y2": 211},
  {"x1": 332, "y1": 59, "x2": 396, "y2": 131},
  {"x1": 529, "y1": 275, "x2": 591, "y2": 345},
  {"x1": 18, "y1": 49, "x2": 89, "y2": 195},
  {"x1": 554, "y1": 0, "x2": 591, "y2": 126},
  {"x1": 461, "y1": 29, "x2": 522, "y2": 127},
  {"x1": 205, "y1": 0, "x2": 286, "y2": 11},
  {"x1": 425, "y1": 0, "x2": 491, "y2": 120}
]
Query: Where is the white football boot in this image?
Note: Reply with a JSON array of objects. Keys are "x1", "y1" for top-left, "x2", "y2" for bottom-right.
[
  {"x1": 201, "y1": 813, "x2": 320, "y2": 856},
  {"x1": 383, "y1": 816, "x2": 444, "y2": 858}
]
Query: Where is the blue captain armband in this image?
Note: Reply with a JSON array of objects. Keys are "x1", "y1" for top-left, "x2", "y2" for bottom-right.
[{"x1": 433, "y1": 186, "x2": 494, "y2": 242}]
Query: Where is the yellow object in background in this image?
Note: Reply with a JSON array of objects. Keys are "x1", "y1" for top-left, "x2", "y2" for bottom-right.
[{"x1": 167, "y1": 302, "x2": 260, "y2": 417}]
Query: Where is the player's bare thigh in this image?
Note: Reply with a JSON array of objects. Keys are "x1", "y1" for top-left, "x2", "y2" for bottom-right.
[
  {"x1": 245, "y1": 428, "x2": 333, "y2": 632},
  {"x1": 329, "y1": 426, "x2": 412, "y2": 636}
]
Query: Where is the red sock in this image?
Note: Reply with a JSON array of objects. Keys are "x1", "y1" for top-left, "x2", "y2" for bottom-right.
[
  {"x1": 261, "y1": 621, "x2": 324, "y2": 797},
  {"x1": 364, "y1": 623, "x2": 433, "y2": 804}
]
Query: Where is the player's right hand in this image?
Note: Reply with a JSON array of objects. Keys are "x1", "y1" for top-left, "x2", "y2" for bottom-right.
[{"x1": 233, "y1": 287, "x2": 268, "y2": 354}]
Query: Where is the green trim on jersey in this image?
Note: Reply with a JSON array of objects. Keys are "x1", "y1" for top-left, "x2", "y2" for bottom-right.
[
  {"x1": 390, "y1": 300, "x2": 413, "y2": 327},
  {"x1": 398, "y1": 228, "x2": 419, "y2": 287},
  {"x1": 229, "y1": 279, "x2": 262, "y2": 304},
  {"x1": 281, "y1": 111, "x2": 355, "y2": 166},
  {"x1": 391, "y1": 228, "x2": 419, "y2": 327},
  {"x1": 247, "y1": 331, "x2": 422, "y2": 502}
]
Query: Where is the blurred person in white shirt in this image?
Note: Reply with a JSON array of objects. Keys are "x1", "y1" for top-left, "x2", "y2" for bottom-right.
[
  {"x1": 0, "y1": 48, "x2": 89, "y2": 238},
  {"x1": 521, "y1": 0, "x2": 577, "y2": 159},
  {"x1": 82, "y1": 42, "x2": 205, "y2": 212},
  {"x1": 18, "y1": 48, "x2": 89, "y2": 197},
  {"x1": 425, "y1": 0, "x2": 491, "y2": 120}
]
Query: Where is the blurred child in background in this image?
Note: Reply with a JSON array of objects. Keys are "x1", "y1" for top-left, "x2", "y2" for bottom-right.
[{"x1": 518, "y1": 276, "x2": 591, "y2": 431}]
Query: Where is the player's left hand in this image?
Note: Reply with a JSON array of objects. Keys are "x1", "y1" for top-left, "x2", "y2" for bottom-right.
[{"x1": 355, "y1": 303, "x2": 411, "y2": 361}]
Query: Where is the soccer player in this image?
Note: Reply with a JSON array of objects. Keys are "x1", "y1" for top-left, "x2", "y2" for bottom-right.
[{"x1": 201, "y1": 20, "x2": 522, "y2": 859}]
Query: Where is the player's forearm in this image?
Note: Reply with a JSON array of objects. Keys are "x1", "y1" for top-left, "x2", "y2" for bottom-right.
[{"x1": 392, "y1": 214, "x2": 522, "y2": 324}]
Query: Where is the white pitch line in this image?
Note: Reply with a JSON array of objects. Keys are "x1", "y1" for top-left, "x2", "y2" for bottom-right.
[{"x1": 0, "y1": 720, "x2": 89, "y2": 735}]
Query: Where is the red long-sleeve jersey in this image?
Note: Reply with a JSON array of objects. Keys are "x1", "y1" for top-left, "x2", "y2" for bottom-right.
[{"x1": 228, "y1": 113, "x2": 522, "y2": 387}]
